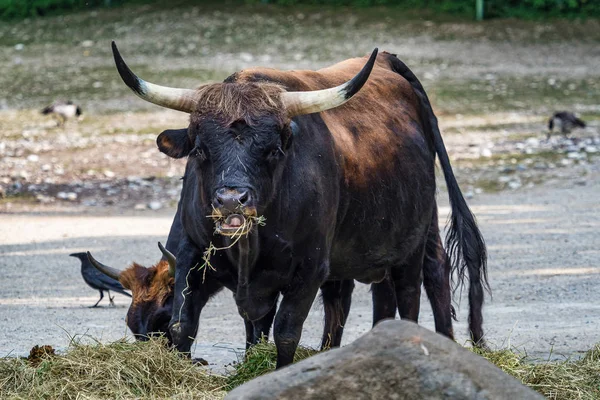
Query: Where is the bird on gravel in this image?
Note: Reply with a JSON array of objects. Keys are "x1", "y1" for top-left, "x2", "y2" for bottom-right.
[
  {"x1": 547, "y1": 111, "x2": 586, "y2": 139},
  {"x1": 69, "y1": 253, "x2": 131, "y2": 307},
  {"x1": 40, "y1": 100, "x2": 82, "y2": 127}
]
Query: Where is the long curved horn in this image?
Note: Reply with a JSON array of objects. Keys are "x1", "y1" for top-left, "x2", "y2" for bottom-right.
[
  {"x1": 281, "y1": 48, "x2": 378, "y2": 118},
  {"x1": 87, "y1": 251, "x2": 122, "y2": 281},
  {"x1": 157, "y1": 242, "x2": 176, "y2": 277},
  {"x1": 111, "y1": 41, "x2": 198, "y2": 113}
]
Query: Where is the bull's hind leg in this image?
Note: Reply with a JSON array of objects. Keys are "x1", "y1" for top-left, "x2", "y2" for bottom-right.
[
  {"x1": 423, "y1": 239, "x2": 454, "y2": 340},
  {"x1": 371, "y1": 274, "x2": 397, "y2": 326},
  {"x1": 423, "y1": 209, "x2": 454, "y2": 340},
  {"x1": 391, "y1": 247, "x2": 425, "y2": 322},
  {"x1": 320, "y1": 279, "x2": 355, "y2": 349}
]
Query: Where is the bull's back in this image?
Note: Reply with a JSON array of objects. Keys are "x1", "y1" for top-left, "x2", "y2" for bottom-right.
[{"x1": 236, "y1": 53, "x2": 437, "y2": 277}]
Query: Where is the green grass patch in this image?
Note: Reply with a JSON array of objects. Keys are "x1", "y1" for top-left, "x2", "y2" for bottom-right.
[{"x1": 225, "y1": 340, "x2": 320, "y2": 390}]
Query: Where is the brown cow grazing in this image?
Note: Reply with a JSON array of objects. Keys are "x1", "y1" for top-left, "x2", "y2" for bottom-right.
[
  {"x1": 85, "y1": 244, "x2": 175, "y2": 341},
  {"x1": 111, "y1": 43, "x2": 488, "y2": 368}
]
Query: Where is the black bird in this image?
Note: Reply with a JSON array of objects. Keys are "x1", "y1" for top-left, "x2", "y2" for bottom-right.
[
  {"x1": 69, "y1": 253, "x2": 131, "y2": 307},
  {"x1": 548, "y1": 111, "x2": 586, "y2": 139},
  {"x1": 41, "y1": 100, "x2": 82, "y2": 126}
]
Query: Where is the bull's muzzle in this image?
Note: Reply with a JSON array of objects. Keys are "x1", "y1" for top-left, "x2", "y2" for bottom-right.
[{"x1": 211, "y1": 187, "x2": 257, "y2": 235}]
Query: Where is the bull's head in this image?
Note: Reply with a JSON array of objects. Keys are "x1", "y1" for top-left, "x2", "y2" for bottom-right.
[
  {"x1": 86, "y1": 243, "x2": 176, "y2": 340},
  {"x1": 111, "y1": 42, "x2": 377, "y2": 236}
]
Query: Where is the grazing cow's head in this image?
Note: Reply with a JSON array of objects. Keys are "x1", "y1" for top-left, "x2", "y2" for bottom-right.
[
  {"x1": 111, "y1": 42, "x2": 377, "y2": 235},
  {"x1": 86, "y1": 243, "x2": 175, "y2": 340}
]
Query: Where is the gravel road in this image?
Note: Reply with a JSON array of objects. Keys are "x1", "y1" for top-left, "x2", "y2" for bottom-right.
[{"x1": 1, "y1": 175, "x2": 598, "y2": 369}]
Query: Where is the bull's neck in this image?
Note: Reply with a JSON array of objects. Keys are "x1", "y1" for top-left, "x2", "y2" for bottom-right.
[{"x1": 223, "y1": 232, "x2": 259, "y2": 287}]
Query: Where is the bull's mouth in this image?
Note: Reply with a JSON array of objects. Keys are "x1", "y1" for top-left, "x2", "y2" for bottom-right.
[
  {"x1": 211, "y1": 207, "x2": 265, "y2": 237},
  {"x1": 216, "y1": 214, "x2": 248, "y2": 235}
]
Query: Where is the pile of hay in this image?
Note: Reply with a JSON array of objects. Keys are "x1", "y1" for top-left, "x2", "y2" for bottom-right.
[
  {"x1": 475, "y1": 345, "x2": 600, "y2": 399},
  {"x1": 0, "y1": 338, "x2": 226, "y2": 399},
  {"x1": 2, "y1": 338, "x2": 600, "y2": 399}
]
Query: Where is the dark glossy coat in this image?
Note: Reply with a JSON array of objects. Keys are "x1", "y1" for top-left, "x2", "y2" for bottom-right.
[{"x1": 156, "y1": 52, "x2": 487, "y2": 367}]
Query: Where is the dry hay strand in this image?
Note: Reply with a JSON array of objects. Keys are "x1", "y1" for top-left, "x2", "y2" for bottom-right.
[
  {"x1": 475, "y1": 344, "x2": 600, "y2": 400},
  {"x1": 225, "y1": 340, "x2": 319, "y2": 390},
  {"x1": 0, "y1": 337, "x2": 226, "y2": 400}
]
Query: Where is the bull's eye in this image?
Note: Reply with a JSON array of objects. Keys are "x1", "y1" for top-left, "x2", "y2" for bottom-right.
[
  {"x1": 268, "y1": 147, "x2": 285, "y2": 159},
  {"x1": 190, "y1": 145, "x2": 206, "y2": 161}
]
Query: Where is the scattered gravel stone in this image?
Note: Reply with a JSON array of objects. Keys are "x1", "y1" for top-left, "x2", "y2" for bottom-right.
[
  {"x1": 104, "y1": 170, "x2": 116, "y2": 178},
  {"x1": 27, "y1": 154, "x2": 39, "y2": 162},
  {"x1": 148, "y1": 201, "x2": 162, "y2": 210},
  {"x1": 561, "y1": 159, "x2": 573, "y2": 166},
  {"x1": 134, "y1": 203, "x2": 147, "y2": 210},
  {"x1": 508, "y1": 180, "x2": 522, "y2": 190},
  {"x1": 56, "y1": 192, "x2": 78, "y2": 201},
  {"x1": 35, "y1": 194, "x2": 55, "y2": 203}
]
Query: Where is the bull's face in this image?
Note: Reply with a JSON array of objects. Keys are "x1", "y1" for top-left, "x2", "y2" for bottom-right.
[
  {"x1": 86, "y1": 246, "x2": 176, "y2": 341},
  {"x1": 110, "y1": 42, "x2": 378, "y2": 236},
  {"x1": 156, "y1": 110, "x2": 295, "y2": 235},
  {"x1": 119, "y1": 262, "x2": 174, "y2": 340}
]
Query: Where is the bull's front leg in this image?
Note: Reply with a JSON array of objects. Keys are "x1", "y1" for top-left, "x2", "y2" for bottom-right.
[
  {"x1": 169, "y1": 240, "x2": 222, "y2": 354},
  {"x1": 240, "y1": 300, "x2": 278, "y2": 349},
  {"x1": 273, "y1": 260, "x2": 327, "y2": 368}
]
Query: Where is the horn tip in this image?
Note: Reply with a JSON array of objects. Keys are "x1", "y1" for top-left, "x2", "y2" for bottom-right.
[
  {"x1": 341, "y1": 48, "x2": 378, "y2": 100},
  {"x1": 111, "y1": 42, "x2": 146, "y2": 96}
]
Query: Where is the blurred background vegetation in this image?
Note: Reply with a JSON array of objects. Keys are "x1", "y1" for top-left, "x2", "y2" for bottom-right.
[{"x1": 1, "y1": 0, "x2": 599, "y2": 20}]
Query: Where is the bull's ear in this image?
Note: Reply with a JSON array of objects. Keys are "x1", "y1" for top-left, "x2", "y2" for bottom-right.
[
  {"x1": 157, "y1": 128, "x2": 192, "y2": 159},
  {"x1": 283, "y1": 120, "x2": 299, "y2": 150}
]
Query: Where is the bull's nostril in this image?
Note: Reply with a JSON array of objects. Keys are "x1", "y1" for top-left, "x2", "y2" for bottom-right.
[{"x1": 214, "y1": 188, "x2": 252, "y2": 211}]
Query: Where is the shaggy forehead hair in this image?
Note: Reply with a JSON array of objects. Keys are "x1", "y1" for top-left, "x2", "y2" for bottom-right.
[
  {"x1": 190, "y1": 82, "x2": 286, "y2": 127},
  {"x1": 120, "y1": 261, "x2": 174, "y2": 306}
]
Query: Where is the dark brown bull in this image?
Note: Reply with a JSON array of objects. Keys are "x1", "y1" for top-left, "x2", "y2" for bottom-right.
[
  {"x1": 84, "y1": 225, "x2": 454, "y2": 350},
  {"x1": 111, "y1": 43, "x2": 488, "y2": 368}
]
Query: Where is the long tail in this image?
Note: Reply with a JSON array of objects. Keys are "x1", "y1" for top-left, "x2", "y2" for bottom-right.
[
  {"x1": 40, "y1": 106, "x2": 53, "y2": 115},
  {"x1": 388, "y1": 54, "x2": 489, "y2": 344}
]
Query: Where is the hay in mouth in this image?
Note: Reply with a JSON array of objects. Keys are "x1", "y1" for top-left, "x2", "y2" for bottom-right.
[{"x1": 209, "y1": 209, "x2": 265, "y2": 238}]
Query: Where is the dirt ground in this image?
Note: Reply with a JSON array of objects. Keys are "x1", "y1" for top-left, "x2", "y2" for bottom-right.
[
  {"x1": 1, "y1": 175, "x2": 599, "y2": 369},
  {"x1": 1, "y1": 2, "x2": 599, "y2": 371}
]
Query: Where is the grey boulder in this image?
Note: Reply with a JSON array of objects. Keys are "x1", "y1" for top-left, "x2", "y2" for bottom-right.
[{"x1": 226, "y1": 320, "x2": 543, "y2": 400}]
